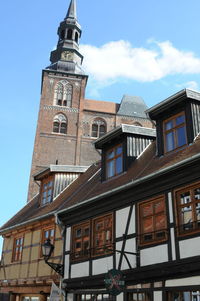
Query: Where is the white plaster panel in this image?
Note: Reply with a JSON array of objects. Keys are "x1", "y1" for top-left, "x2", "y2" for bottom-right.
[
  {"x1": 64, "y1": 254, "x2": 69, "y2": 279},
  {"x1": 115, "y1": 239, "x2": 136, "y2": 270},
  {"x1": 154, "y1": 291, "x2": 162, "y2": 301},
  {"x1": 128, "y1": 205, "x2": 135, "y2": 235},
  {"x1": 168, "y1": 192, "x2": 174, "y2": 223},
  {"x1": 71, "y1": 261, "x2": 89, "y2": 278},
  {"x1": 116, "y1": 207, "x2": 130, "y2": 238},
  {"x1": 116, "y1": 293, "x2": 123, "y2": 301},
  {"x1": 67, "y1": 293, "x2": 74, "y2": 301},
  {"x1": 65, "y1": 227, "x2": 71, "y2": 251},
  {"x1": 140, "y1": 244, "x2": 168, "y2": 266},
  {"x1": 170, "y1": 228, "x2": 176, "y2": 261},
  {"x1": 92, "y1": 256, "x2": 113, "y2": 275},
  {"x1": 179, "y1": 237, "x2": 200, "y2": 259},
  {"x1": 166, "y1": 276, "x2": 200, "y2": 287},
  {"x1": 116, "y1": 241, "x2": 122, "y2": 268}
]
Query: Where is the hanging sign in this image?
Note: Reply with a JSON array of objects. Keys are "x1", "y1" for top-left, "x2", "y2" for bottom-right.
[
  {"x1": 104, "y1": 269, "x2": 125, "y2": 296},
  {"x1": 50, "y1": 282, "x2": 64, "y2": 301}
]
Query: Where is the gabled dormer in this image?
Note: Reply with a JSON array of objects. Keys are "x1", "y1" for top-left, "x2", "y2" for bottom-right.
[
  {"x1": 94, "y1": 124, "x2": 156, "y2": 181},
  {"x1": 147, "y1": 89, "x2": 200, "y2": 156},
  {"x1": 34, "y1": 165, "x2": 88, "y2": 206}
]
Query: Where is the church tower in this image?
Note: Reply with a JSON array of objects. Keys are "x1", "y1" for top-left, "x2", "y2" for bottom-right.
[
  {"x1": 28, "y1": 0, "x2": 154, "y2": 201},
  {"x1": 27, "y1": 0, "x2": 89, "y2": 200}
]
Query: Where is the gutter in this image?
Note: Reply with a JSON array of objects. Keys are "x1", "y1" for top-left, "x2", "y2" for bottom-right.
[
  {"x1": 0, "y1": 211, "x2": 57, "y2": 235},
  {"x1": 57, "y1": 151, "x2": 200, "y2": 217}
]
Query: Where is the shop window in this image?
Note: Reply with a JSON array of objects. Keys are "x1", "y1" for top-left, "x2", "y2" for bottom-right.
[
  {"x1": 53, "y1": 114, "x2": 67, "y2": 134},
  {"x1": 71, "y1": 214, "x2": 113, "y2": 261},
  {"x1": 22, "y1": 297, "x2": 40, "y2": 301},
  {"x1": 91, "y1": 118, "x2": 106, "y2": 138},
  {"x1": 41, "y1": 176, "x2": 54, "y2": 206},
  {"x1": 12, "y1": 236, "x2": 24, "y2": 262},
  {"x1": 106, "y1": 144, "x2": 123, "y2": 179},
  {"x1": 127, "y1": 292, "x2": 151, "y2": 301},
  {"x1": 71, "y1": 222, "x2": 90, "y2": 261},
  {"x1": 175, "y1": 182, "x2": 200, "y2": 235},
  {"x1": 92, "y1": 214, "x2": 113, "y2": 256},
  {"x1": 139, "y1": 196, "x2": 167, "y2": 245},
  {"x1": 163, "y1": 112, "x2": 187, "y2": 153},
  {"x1": 168, "y1": 291, "x2": 200, "y2": 300},
  {"x1": 76, "y1": 294, "x2": 115, "y2": 301}
]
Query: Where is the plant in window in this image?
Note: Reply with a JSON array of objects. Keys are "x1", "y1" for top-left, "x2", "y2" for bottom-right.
[{"x1": 163, "y1": 112, "x2": 187, "y2": 153}]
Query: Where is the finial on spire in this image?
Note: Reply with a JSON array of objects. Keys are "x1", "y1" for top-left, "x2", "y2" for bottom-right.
[{"x1": 66, "y1": 0, "x2": 77, "y2": 20}]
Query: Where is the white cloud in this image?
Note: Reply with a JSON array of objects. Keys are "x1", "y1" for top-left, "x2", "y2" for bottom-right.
[
  {"x1": 80, "y1": 40, "x2": 200, "y2": 83},
  {"x1": 176, "y1": 81, "x2": 199, "y2": 91}
]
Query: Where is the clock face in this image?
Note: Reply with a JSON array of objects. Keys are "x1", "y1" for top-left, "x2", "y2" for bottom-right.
[{"x1": 61, "y1": 51, "x2": 73, "y2": 61}]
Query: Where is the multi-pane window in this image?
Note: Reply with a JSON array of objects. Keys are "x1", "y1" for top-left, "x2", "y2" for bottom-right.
[
  {"x1": 76, "y1": 294, "x2": 114, "y2": 301},
  {"x1": 41, "y1": 227, "x2": 55, "y2": 256},
  {"x1": 71, "y1": 214, "x2": 113, "y2": 261},
  {"x1": 41, "y1": 176, "x2": 54, "y2": 206},
  {"x1": 128, "y1": 292, "x2": 151, "y2": 301},
  {"x1": 176, "y1": 182, "x2": 200, "y2": 235},
  {"x1": 71, "y1": 222, "x2": 90, "y2": 260},
  {"x1": 139, "y1": 196, "x2": 167, "y2": 245},
  {"x1": 163, "y1": 112, "x2": 187, "y2": 153},
  {"x1": 106, "y1": 144, "x2": 123, "y2": 179},
  {"x1": 92, "y1": 214, "x2": 113, "y2": 256},
  {"x1": 12, "y1": 236, "x2": 23, "y2": 262},
  {"x1": 168, "y1": 291, "x2": 200, "y2": 300},
  {"x1": 91, "y1": 118, "x2": 106, "y2": 138},
  {"x1": 53, "y1": 114, "x2": 67, "y2": 134},
  {"x1": 54, "y1": 81, "x2": 73, "y2": 107}
]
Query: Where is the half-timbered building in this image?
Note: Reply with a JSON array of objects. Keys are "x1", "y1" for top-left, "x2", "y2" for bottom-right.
[{"x1": 55, "y1": 89, "x2": 200, "y2": 301}]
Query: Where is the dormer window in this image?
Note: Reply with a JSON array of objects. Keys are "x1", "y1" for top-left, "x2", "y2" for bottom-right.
[
  {"x1": 163, "y1": 112, "x2": 187, "y2": 153},
  {"x1": 41, "y1": 176, "x2": 54, "y2": 206},
  {"x1": 106, "y1": 144, "x2": 123, "y2": 179}
]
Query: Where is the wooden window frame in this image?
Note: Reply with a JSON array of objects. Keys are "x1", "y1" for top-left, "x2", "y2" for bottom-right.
[
  {"x1": 92, "y1": 213, "x2": 113, "y2": 257},
  {"x1": 40, "y1": 175, "x2": 54, "y2": 206},
  {"x1": 139, "y1": 195, "x2": 167, "y2": 246},
  {"x1": 12, "y1": 235, "x2": 24, "y2": 262},
  {"x1": 71, "y1": 221, "x2": 91, "y2": 261},
  {"x1": 127, "y1": 292, "x2": 152, "y2": 301},
  {"x1": 106, "y1": 144, "x2": 123, "y2": 179},
  {"x1": 40, "y1": 225, "x2": 55, "y2": 257},
  {"x1": 175, "y1": 181, "x2": 200, "y2": 236},
  {"x1": 71, "y1": 213, "x2": 113, "y2": 262},
  {"x1": 163, "y1": 111, "x2": 187, "y2": 153}
]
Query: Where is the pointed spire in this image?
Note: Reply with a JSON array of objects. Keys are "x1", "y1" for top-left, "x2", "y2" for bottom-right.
[{"x1": 66, "y1": 0, "x2": 77, "y2": 20}]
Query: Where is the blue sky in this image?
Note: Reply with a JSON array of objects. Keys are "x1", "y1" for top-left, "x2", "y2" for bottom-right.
[{"x1": 1, "y1": 0, "x2": 200, "y2": 253}]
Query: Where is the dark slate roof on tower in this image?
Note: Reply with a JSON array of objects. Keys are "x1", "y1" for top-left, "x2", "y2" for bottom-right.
[
  {"x1": 66, "y1": 0, "x2": 77, "y2": 20},
  {"x1": 117, "y1": 95, "x2": 148, "y2": 118}
]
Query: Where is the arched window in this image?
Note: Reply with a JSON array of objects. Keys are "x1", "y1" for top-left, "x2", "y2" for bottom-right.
[
  {"x1": 75, "y1": 32, "x2": 79, "y2": 43},
  {"x1": 133, "y1": 122, "x2": 143, "y2": 127},
  {"x1": 53, "y1": 114, "x2": 67, "y2": 134},
  {"x1": 91, "y1": 118, "x2": 106, "y2": 138},
  {"x1": 60, "y1": 29, "x2": 65, "y2": 40},
  {"x1": 54, "y1": 81, "x2": 73, "y2": 107},
  {"x1": 67, "y1": 29, "x2": 73, "y2": 40}
]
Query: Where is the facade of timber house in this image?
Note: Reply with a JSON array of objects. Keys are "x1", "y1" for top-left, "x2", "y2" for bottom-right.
[
  {"x1": 0, "y1": 0, "x2": 153, "y2": 300},
  {"x1": 2, "y1": 1, "x2": 200, "y2": 301}
]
